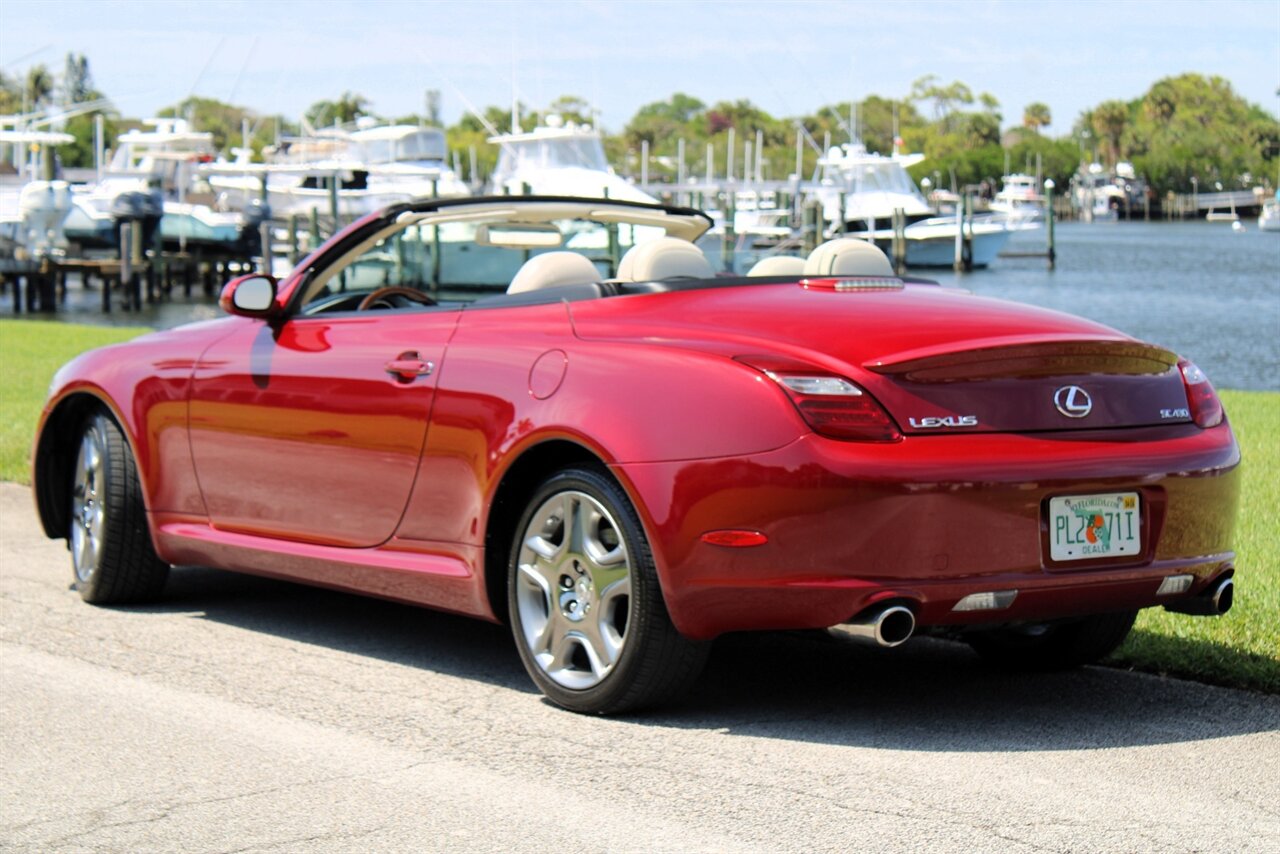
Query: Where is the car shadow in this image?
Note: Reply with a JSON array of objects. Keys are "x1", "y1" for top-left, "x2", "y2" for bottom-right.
[{"x1": 129, "y1": 566, "x2": 1279, "y2": 753}]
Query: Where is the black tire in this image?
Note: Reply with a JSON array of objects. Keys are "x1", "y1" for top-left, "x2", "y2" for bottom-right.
[
  {"x1": 966, "y1": 610, "x2": 1137, "y2": 670},
  {"x1": 508, "y1": 466, "x2": 709, "y2": 714},
  {"x1": 68, "y1": 410, "x2": 170, "y2": 604}
]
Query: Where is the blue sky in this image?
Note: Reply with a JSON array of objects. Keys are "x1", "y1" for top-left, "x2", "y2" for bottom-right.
[{"x1": 3, "y1": 0, "x2": 1277, "y2": 135}]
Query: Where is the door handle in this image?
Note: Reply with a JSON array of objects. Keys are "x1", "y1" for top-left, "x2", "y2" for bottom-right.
[{"x1": 385, "y1": 353, "x2": 434, "y2": 382}]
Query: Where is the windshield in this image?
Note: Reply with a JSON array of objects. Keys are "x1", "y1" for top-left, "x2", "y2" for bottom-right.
[{"x1": 299, "y1": 216, "x2": 666, "y2": 312}]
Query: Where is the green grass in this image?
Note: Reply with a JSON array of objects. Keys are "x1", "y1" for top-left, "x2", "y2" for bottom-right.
[
  {"x1": 1, "y1": 319, "x2": 1277, "y2": 692},
  {"x1": 1109, "y1": 389, "x2": 1280, "y2": 693},
  {"x1": 0, "y1": 319, "x2": 151, "y2": 483}
]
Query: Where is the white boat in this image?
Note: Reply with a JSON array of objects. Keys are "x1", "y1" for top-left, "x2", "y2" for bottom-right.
[
  {"x1": 206, "y1": 122, "x2": 469, "y2": 219},
  {"x1": 62, "y1": 118, "x2": 260, "y2": 250},
  {"x1": 0, "y1": 129, "x2": 76, "y2": 262},
  {"x1": 488, "y1": 115, "x2": 656, "y2": 203},
  {"x1": 1072, "y1": 162, "x2": 1147, "y2": 222},
  {"x1": 1259, "y1": 193, "x2": 1280, "y2": 233},
  {"x1": 811, "y1": 141, "x2": 1023, "y2": 268},
  {"x1": 989, "y1": 173, "x2": 1045, "y2": 223}
]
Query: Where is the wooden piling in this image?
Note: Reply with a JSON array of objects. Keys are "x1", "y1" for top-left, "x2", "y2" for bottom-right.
[
  {"x1": 721, "y1": 192, "x2": 736, "y2": 273},
  {"x1": 328, "y1": 176, "x2": 340, "y2": 236},
  {"x1": 892, "y1": 208, "x2": 907, "y2": 275},
  {"x1": 259, "y1": 221, "x2": 273, "y2": 274},
  {"x1": 1046, "y1": 184, "x2": 1057, "y2": 270},
  {"x1": 431, "y1": 222, "x2": 442, "y2": 293},
  {"x1": 962, "y1": 194, "x2": 973, "y2": 272},
  {"x1": 111, "y1": 223, "x2": 130, "y2": 313},
  {"x1": 953, "y1": 195, "x2": 964, "y2": 274},
  {"x1": 802, "y1": 199, "x2": 820, "y2": 255}
]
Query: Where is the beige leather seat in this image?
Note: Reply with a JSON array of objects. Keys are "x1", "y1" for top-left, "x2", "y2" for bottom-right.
[
  {"x1": 747, "y1": 256, "x2": 806, "y2": 277},
  {"x1": 803, "y1": 238, "x2": 895, "y2": 277},
  {"x1": 616, "y1": 237, "x2": 714, "y2": 281},
  {"x1": 507, "y1": 251, "x2": 601, "y2": 294}
]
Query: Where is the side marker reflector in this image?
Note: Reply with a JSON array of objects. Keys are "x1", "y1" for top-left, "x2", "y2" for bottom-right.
[
  {"x1": 1156, "y1": 575, "x2": 1194, "y2": 596},
  {"x1": 700, "y1": 530, "x2": 769, "y2": 548},
  {"x1": 952, "y1": 590, "x2": 1018, "y2": 612}
]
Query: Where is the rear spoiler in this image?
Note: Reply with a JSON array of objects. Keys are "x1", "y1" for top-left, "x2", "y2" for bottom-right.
[{"x1": 864, "y1": 337, "x2": 1179, "y2": 382}]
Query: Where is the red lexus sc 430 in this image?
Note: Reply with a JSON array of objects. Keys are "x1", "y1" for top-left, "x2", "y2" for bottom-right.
[{"x1": 32, "y1": 197, "x2": 1240, "y2": 713}]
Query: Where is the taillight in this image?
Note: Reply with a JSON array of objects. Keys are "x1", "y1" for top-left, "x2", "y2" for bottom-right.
[
  {"x1": 736, "y1": 356, "x2": 902, "y2": 442},
  {"x1": 1179, "y1": 360, "x2": 1224, "y2": 428}
]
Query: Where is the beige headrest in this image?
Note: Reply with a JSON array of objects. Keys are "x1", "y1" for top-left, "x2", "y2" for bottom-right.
[
  {"x1": 507, "y1": 251, "x2": 601, "y2": 294},
  {"x1": 747, "y1": 255, "x2": 806, "y2": 277},
  {"x1": 616, "y1": 236, "x2": 714, "y2": 281},
  {"x1": 803, "y1": 238, "x2": 894, "y2": 277}
]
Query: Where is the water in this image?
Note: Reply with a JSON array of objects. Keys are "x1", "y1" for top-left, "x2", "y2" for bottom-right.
[
  {"x1": 4, "y1": 221, "x2": 1278, "y2": 390},
  {"x1": 932, "y1": 221, "x2": 1279, "y2": 391}
]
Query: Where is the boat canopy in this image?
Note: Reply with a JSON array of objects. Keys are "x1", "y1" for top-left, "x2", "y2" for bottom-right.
[
  {"x1": 490, "y1": 126, "x2": 611, "y2": 178},
  {"x1": 350, "y1": 127, "x2": 447, "y2": 164}
]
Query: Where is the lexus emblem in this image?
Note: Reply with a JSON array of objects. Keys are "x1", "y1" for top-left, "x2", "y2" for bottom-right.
[{"x1": 1053, "y1": 386, "x2": 1093, "y2": 418}]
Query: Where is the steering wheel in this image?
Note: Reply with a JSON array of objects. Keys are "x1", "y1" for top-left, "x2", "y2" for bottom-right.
[{"x1": 357, "y1": 287, "x2": 437, "y2": 311}]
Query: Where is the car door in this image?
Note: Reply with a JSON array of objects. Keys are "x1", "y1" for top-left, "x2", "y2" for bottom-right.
[{"x1": 188, "y1": 307, "x2": 458, "y2": 547}]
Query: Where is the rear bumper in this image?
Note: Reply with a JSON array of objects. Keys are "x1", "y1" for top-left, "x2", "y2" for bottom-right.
[{"x1": 615, "y1": 422, "x2": 1241, "y2": 640}]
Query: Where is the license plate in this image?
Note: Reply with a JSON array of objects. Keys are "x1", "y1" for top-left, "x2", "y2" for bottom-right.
[{"x1": 1048, "y1": 492, "x2": 1141, "y2": 562}]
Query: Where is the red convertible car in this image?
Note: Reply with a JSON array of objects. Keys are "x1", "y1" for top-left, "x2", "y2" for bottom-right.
[{"x1": 33, "y1": 197, "x2": 1240, "y2": 713}]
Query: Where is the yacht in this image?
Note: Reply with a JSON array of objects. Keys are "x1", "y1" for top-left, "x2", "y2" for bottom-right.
[
  {"x1": 487, "y1": 115, "x2": 656, "y2": 203},
  {"x1": 0, "y1": 129, "x2": 76, "y2": 262},
  {"x1": 811, "y1": 141, "x2": 1022, "y2": 268},
  {"x1": 62, "y1": 118, "x2": 263, "y2": 251},
  {"x1": 1071, "y1": 162, "x2": 1147, "y2": 222},
  {"x1": 1259, "y1": 193, "x2": 1280, "y2": 233},
  {"x1": 989, "y1": 173, "x2": 1045, "y2": 223},
  {"x1": 206, "y1": 122, "x2": 469, "y2": 219}
]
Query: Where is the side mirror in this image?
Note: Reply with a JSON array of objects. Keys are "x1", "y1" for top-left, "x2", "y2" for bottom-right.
[{"x1": 219, "y1": 274, "x2": 279, "y2": 318}]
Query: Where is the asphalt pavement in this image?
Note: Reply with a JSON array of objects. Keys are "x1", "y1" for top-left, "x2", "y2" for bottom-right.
[{"x1": 2, "y1": 482, "x2": 1278, "y2": 853}]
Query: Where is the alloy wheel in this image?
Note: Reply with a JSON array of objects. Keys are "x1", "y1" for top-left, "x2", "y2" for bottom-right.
[
  {"x1": 70, "y1": 425, "x2": 106, "y2": 583},
  {"x1": 515, "y1": 490, "x2": 633, "y2": 690}
]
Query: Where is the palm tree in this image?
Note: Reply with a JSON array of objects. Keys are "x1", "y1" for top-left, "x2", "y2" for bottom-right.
[
  {"x1": 24, "y1": 64, "x2": 55, "y2": 111},
  {"x1": 1023, "y1": 102, "x2": 1052, "y2": 133},
  {"x1": 333, "y1": 92, "x2": 370, "y2": 124},
  {"x1": 1091, "y1": 101, "x2": 1129, "y2": 166}
]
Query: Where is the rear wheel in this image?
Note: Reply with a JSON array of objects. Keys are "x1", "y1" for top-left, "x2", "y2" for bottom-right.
[
  {"x1": 966, "y1": 611, "x2": 1137, "y2": 670},
  {"x1": 69, "y1": 410, "x2": 169, "y2": 604},
  {"x1": 508, "y1": 466, "x2": 708, "y2": 714}
]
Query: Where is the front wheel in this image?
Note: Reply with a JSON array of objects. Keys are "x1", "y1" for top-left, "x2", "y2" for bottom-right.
[
  {"x1": 965, "y1": 611, "x2": 1137, "y2": 670},
  {"x1": 508, "y1": 466, "x2": 708, "y2": 714},
  {"x1": 69, "y1": 410, "x2": 170, "y2": 604}
]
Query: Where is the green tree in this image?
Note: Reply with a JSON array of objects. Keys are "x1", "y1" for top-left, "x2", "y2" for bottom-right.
[
  {"x1": 305, "y1": 92, "x2": 372, "y2": 129},
  {"x1": 157, "y1": 96, "x2": 286, "y2": 159},
  {"x1": 1090, "y1": 100, "x2": 1130, "y2": 166},
  {"x1": 61, "y1": 53, "x2": 93, "y2": 104},
  {"x1": 1023, "y1": 102, "x2": 1052, "y2": 133},
  {"x1": 0, "y1": 71, "x2": 21, "y2": 115},
  {"x1": 805, "y1": 97, "x2": 926, "y2": 157},
  {"x1": 908, "y1": 75, "x2": 974, "y2": 127},
  {"x1": 546, "y1": 95, "x2": 593, "y2": 126},
  {"x1": 60, "y1": 110, "x2": 120, "y2": 168},
  {"x1": 1125, "y1": 73, "x2": 1280, "y2": 193},
  {"x1": 625, "y1": 93, "x2": 706, "y2": 148},
  {"x1": 24, "y1": 64, "x2": 55, "y2": 111}
]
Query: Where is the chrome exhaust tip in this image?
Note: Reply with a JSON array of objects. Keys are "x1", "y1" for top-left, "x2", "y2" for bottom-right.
[
  {"x1": 1211, "y1": 577, "x2": 1234, "y2": 614},
  {"x1": 828, "y1": 604, "x2": 916, "y2": 648},
  {"x1": 1163, "y1": 575, "x2": 1234, "y2": 617}
]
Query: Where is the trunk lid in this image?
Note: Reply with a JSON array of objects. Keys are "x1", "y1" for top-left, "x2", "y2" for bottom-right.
[{"x1": 570, "y1": 280, "x2": 1192, "y2": 433}]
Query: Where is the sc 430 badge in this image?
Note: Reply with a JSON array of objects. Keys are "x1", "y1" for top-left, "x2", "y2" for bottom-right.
[{"x1": 908, "y1": 415, "x2": 979, "y2": 429}]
